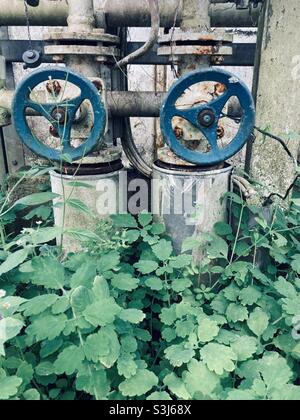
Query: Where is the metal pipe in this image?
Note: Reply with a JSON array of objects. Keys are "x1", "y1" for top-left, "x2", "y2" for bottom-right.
[
  {"x1": 0, "y1": 0, "x2": 260, "y2": 27},
  {"x1": 0, "y1": 89, "x2": 165, "y2": 118}
]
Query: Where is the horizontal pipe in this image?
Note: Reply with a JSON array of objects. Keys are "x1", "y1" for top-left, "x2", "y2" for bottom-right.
[
  {"x1": 107, "y1": 91, "x2": 164, "y2": 117},
  {"x1": 0, "y1": 0, "x2": 260, "y2": 27},
  {"x1": 0, "y1": 89, "x2": 165, "y2": 118}
]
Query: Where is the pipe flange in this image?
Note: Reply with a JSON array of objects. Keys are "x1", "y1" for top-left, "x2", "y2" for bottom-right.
[
  {"x1": 44, "y1": 45, "x2": 120, "y2": 63},
  {"x1": 43, "y1": 29, "x2": 120, "y2": 45},
  {"x1": 157, "y1": 29, "x2": 233, "y2": 60}
]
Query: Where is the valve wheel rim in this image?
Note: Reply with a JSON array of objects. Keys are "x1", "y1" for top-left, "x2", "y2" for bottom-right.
[
  {"x1": 12, "y1": 67, "x2": 107, "y2": 162},
  {"x1": 160, "y1": 68, "x2": 256, "y2": 166}
]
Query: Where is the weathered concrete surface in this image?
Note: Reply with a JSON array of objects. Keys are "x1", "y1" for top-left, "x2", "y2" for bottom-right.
[{"x1": 249, "y1": 0, "x2": 300, "y2": 199}]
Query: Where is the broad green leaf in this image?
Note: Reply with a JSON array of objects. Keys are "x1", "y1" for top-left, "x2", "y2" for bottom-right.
[
  {"x1": 0, "y1": 317, "x2": 23, "y2": 342},
  {"x1": 76, "y1": 367, "x2": 110, "y2": 400},
  {"x1": 52, "y1": 296, "x2": 70, "y2": 315},
  {"x1": 183, "y1": 359, "x2": 220, "y2": 398},
  {"x1": 152, "y1": 239, "x2": 173, "y2": 261},
  {"x1": 83, "y1": 331, "x2": 110, "y2": 363},
  {"x1": 0, "y1": 376, "x2": 22, "y2": 400},
  {"x1": 214, "y1": 222, "x2": 233, "y2": 236},
  {"x1": 171, "y1": 278, "x2": 192, "y2": 293},
  {"x1": 175, "y1": 320, "x2": 195, "y2": 338},
  {"x1": 117, "y1": 354, "x2": 138, "y2": 379},
  {"x1": 119, "y1": 369, "x2": 158, "y2": 397},
  {"x1": 97, "y1": 326, "x2": 120, "y2": 368},
  {"x1": 111, "y1": 273, "x2": 139, "y2": 291},
  {"x1": 66, "y1": 199, "x2": 93, "y2": 216},
  {"x1": 29, "y1": 227, "x2": 61, "y2": 245},
  {"x1": 291, "y1": 256, "x2": 300, "y2": 274},
  {"x1": 70, "y1": 262, "x2": 97, "y2": 289},
  {"x1": 26, "y1": 314, "x2": 67, "y2": 342},
  {"x1": 23, "y1": 389, "x2": 40, "y2": 400},
  {"x1": 164, "y1": 373, "x2": 191, "y2": 400},
  {"x1": 98, "y1": 251, "x2": 120, "y2": 273},
  {"x1": 21, "y1": 294, "x2": 58, "y2": 317},
  {"x1": 239, "y1": 286, "x2": 262, "y2": 306},
  {"x1": 200, "y1": 343, "x2": 237, "y2": 375},
  {"x1": 198, "y1": 318, "x2": 220, "y2": 343},
  {"x1": 67, "y1": 181, "x2": 94, "y2": 189},
  {"x1": 165, "y1": 344, "x2": 195, "y2": 367},
  {"x1": 54, "y1": 345, "x2": 84, "y2": 376},
  {"x1": 111, "y1": 214, "x2": 138, "y2": 228},
  {"x1": 0, "y1": 249, "x2": 29, "y2": 276},
  {"x1": 92, "y1": 276, "x2": 110, "y2": 300},
  {"x1": 145, "y1": 277, "x2": 164, "y2": 291},
  {"x1": 169, "y1": 254, "x2": 193, "y2": 269},
  {"x1": 0, "y1": 297, "x2": 27, "y2": 317},
  {"x1": 121, "y1": 336, "x2": 138, "y2": 353},
  {"x1": 282, "y1": 296, "x2": 300, "y2": 316},
  {"x1": 15, "y1": 192, "x2": 59, "y2": 208},
  {"x1": 207, "y1": 236, "x2": 229, "y2": 259},
  {"x1": 226, "y1": 303, "x2": 249, "y2": 323},
  {"x1": 274, "y1": 277, "x2": 297, "y2": 299},
  {"x1": 227, "y1": 390, "x2": 255, "y2": 401},
  {"x1": 83, "y1": 298, "x2": 121, "y2": 327},
  {"x1": 40, "y1": 338, "x2": 64, "y2": 359},
  {"x1": 247, "y1": 308, "x2": 269, "y2": 337},
  {"x1": 35, "y1": 362, "x2": 55, "y2": 377},
  {"x1": 119, "y1": 309, "x2": 146, "y2": 324},
  {"x1": 134, "y1": 260, "x2": 159, "y2": 275},
  {"x1": 138, "y1": 212, "x2": 152, "y2": 227},
  {"x1": 231, "y1": 336, "x2": 258, "y2": 362},
  {"x1": 30, "y1": 256, "x2": 65, "y2": 290},
  {"x1": 160, "y1": 306, "x2": 177, "y2": 326},
  {"x1": 270, "y1": 385, "x2": 300, "y2": 401},
  {"x1": 70, "y1": 286, "x2": 93, "y2": 316},
  {"x1": 147, "y1": 391, "x2": 172, "y2": 401},
  {"x1": 258, "y1": 353, "x2": 293, "y2": 390}
]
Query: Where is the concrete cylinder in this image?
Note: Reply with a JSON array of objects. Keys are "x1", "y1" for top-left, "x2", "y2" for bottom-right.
[
  {"x1": 152, "y1": 164, "x2": 232, "y2": 254},
  {"x1": 50, "y1": 169, "x2": 124, "y2": 252}
]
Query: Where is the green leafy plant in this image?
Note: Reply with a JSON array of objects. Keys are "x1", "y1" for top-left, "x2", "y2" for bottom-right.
[{"x1": 0, "y1": 194, "x2": 299, "y2": 400}]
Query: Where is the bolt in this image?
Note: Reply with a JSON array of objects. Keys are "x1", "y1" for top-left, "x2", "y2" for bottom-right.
[
  {"x1": 49, "y1": 126, "x2": 59, "y2": 138},
  {"x1": 217, "y1": 126, "x2": 225, "y2": 139},
  {"x1": 92, "y1": 79, "x2": 104, "y2": 92},
  {"x1": 12, "y1": 160, "x2": 18, "y2": 166},
  {"x1": 27, "y1": 51, "x2": 35, "y2": 59},
  {"x1": 46, "y1": 80, "x2": 62, "y2": 96},
  {"x1": 174, "y1": 126, "x2": 184, "y2": 139},
  {"x1": 51, "y1": 107, "x2": 67, "y2": 125}
]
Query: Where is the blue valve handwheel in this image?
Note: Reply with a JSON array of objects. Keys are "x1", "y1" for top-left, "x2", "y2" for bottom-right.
[
  {"x1": 160, "y1": 68, "x2": 255, "y2": 166},
  {"x1": 12, "y1": 67, "x2": 107, "y2": 162}
]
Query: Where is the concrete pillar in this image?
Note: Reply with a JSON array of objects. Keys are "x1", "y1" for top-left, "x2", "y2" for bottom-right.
[{"x1": 248, "y1": 0, "x2": 300, "y2": 200}]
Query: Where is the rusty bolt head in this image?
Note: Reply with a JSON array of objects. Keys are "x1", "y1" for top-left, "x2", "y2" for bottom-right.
[
  {"x1": 49, "y1": 126, "x2": 59, "y2": 138},
  {"x1": 92, "y1": 79, "x2": 104, "y2": 92},
  {"x1": 211, "y1": 56, "x2": 225, "y2": 66},
  {"x1": 174, "y1": 126, "x2": 184, "y2": 139},
  {"x1": 51, "y1": 108, "x2": 67, "y2": 125},
  {"x1": 46, "y1": 80, "x2": 62, "y2": 96},
  {"x1": 217, "y1": 126, "x2": 225, "y2": 139}
]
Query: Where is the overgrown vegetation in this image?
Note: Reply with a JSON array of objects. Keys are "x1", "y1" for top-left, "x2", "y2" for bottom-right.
[{"x1": 0, "y1": 175, "x2": 299, "y2": 400}]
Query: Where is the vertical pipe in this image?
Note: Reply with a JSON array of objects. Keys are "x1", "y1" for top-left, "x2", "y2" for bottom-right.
[{"x1": 178, "y1": 0, "x2": 211, "y2": 74}]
